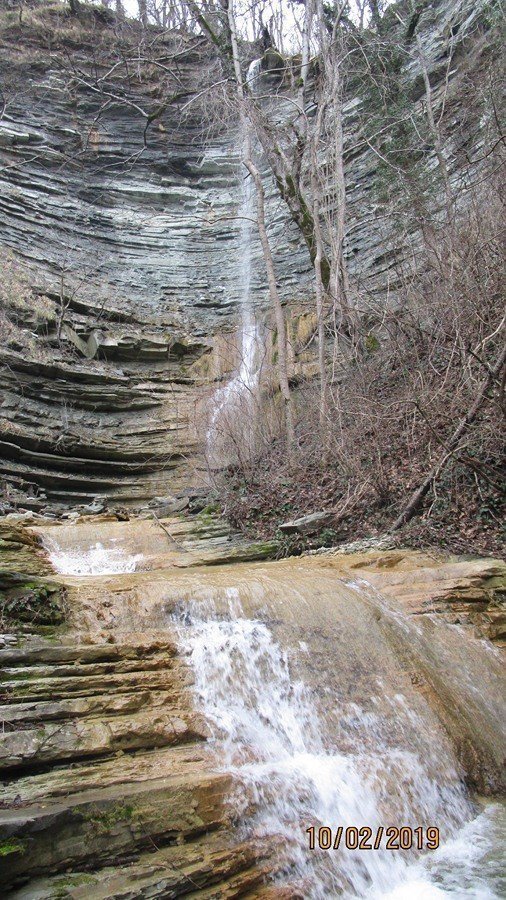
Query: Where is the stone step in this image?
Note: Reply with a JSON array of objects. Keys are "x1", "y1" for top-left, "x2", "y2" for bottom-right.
[
  {"x1": 0, "y1": 758, "x2": 234, "y2": 890},
  {"x1": 7, "y1": 832, "x2": 278, "y2": 899},
  {"x1": 0, "y1": 707, "x2": 206, "y2": 771},
  {"x1": 1, "y1": 667, "x2": 190, "y2": 703},
  {"x1": 1, "y1": 745, "x2": 213, "y2": 807},
  {"x1": 0, "y1": 635, "x2": 200, "y2": 773},
  {"x1": 0, "y1": 641, "x2": 179, "y2": 667},
  {"x1": 1, "y1": 688, "x2": 178, "y2": 725}
]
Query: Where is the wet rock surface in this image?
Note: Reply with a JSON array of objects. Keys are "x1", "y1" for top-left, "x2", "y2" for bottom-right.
[
  {"x1": 328, "y1": 549, "x2": 506, "y2": 645},
  {"x1": 0, "y1": 516, "x2": 504, "y2": 896},
  {"x1": 0, "y1": 516, "x2": 281, "y2": 895}
]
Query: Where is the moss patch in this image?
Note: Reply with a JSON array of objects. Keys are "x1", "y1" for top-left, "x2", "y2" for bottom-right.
[
  {"x1": 0, "y1": 571, "x2": 65, "y2": 627},
  {"x1": 0, "y1": 838, "x2": 27, "y2": 857},
  {"x1": 80, "y1": 803, "x2": 136, "y2": 833}
]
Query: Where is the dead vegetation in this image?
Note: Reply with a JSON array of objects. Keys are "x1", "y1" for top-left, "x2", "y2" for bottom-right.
[{"x1": 215, "y1": 178, "x2": 506, "y2": 556}]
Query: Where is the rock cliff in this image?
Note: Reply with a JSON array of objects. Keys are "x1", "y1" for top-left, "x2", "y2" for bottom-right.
[{"x1": 0, "y1": 0, "x2": 497, "y2": 510}]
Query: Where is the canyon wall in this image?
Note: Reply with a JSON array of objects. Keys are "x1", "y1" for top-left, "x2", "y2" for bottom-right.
[{"x1": 0, "y1": 0, "x2": 497, "y2": 509}]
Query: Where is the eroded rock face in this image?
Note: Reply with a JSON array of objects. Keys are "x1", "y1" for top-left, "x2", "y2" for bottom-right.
[
  {"x1": 0, "y1": 9, "x2": 308, "y2": 509},
  {"x1": 0, "y1": 0, "x2": 496, "y2": 510},
  {"x1": 0, "y1": 517, "x2": 277, "y2": 896},
  {"x1": 0, "y1": 520, "x2": 504, "y2": 896}
]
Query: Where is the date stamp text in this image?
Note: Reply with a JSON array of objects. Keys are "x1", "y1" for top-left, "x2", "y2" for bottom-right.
[{"x1": 306, "y1": 826, "x2": 440, "y2": 851}]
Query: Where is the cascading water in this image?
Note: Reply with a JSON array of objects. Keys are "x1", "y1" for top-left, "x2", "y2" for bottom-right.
[
  {"x1": 207, "y1": 142, "x2": 261, "y2": 461},
  {"x1": 44, "y1": 536, "x2": 143, "y2": 575},
  {"x1": 175, "y1": 590, "x2": 504, "y2": 899},
  {"x1": 245, "y1": 57, "x2": 262, "y2": 92}
]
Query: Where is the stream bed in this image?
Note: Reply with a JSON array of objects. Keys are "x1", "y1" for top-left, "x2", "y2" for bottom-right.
[
  {"x1": 13, "y1": 526, "x2": 504, "y2": 899},
  {"x1": 174, "y1": 593, "x2": 505, "y2": 898}
]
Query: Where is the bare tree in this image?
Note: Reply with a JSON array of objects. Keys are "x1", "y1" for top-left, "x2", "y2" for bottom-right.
[
  {"x1": 138, "y1": 0, "x2": 148, "y2": 26},
  {"x1": 226, "y1": 0, "x2": 295, "y2": 455}
]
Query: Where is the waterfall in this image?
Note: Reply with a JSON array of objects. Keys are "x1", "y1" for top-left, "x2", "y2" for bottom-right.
[
  {"x1": 44, "y1": 536, "x2": 143, "y2": 575},
  {"x1": 207, "y1": 143, "x2": 261, "y2": 461},
  {"x1": 246, "y1": 57, "x2": 262, "y2": 92},
  {"x1": 175, "y1": 591, "x2": 504, "y2": 898}
]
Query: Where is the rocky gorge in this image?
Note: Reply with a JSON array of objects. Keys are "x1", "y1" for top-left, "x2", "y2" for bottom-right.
[
  {"x1": 0, "y1": 0, "x2": 499, "y2": 511},
  {"x1": 0, "y1": 0, "x2": 505, "y2": 896}
]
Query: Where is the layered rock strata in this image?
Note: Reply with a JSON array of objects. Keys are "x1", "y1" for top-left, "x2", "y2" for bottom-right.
[
  {"x1": 0, "y1": 516, "x2": 505, "y2": 897},
  {"x1": 0, "y1": 518, "x2": 284, "y2": 897},
  {"x1": 0, "y1": 0, "x2": 497, "y2": 509}
]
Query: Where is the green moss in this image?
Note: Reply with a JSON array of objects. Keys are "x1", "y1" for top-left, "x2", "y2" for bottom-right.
[
  {"x1": 483, "y1": 575, "x2": 506, "y2": 593},
  {"x1": 0, "y1": 572, "x2": 65, "y2": 628},
  {"x1": 81, "y1": 803, "x2": 136, "y2": 833},
  {"x1": 365, "y1": 333, "x2": 380, "y2": 352},
  {"x1": 244, "y1": 541, "x2": 279, "y2": 559},
  {"x1": 0, "y1": 838, "x2": 27, "y2": 857},
  {"x1": 201, "y1": 502, "x2": 220, "y2": 515},
  {"x1": 319, "y1": 528, "x2": 339, "y2": 547},
  {"x1": 53, "y1": 873, "x2": 96, "y2": 891},
  {"x1": 36, "y1": 624, "x2": 66, "y2": 641},
  {"x1": 195, "y1": 513, "x2": 216, "y2": 526}
]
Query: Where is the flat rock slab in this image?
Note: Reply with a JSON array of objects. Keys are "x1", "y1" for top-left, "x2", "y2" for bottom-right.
[{"x1": 279, "y1": 511, "x2": 334, "y2": 535}]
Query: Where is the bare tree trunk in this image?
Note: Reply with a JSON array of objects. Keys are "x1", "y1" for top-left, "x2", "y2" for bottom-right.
[
  {"x1": 368, "y1": 0, "x2": 381, "y2": 30},
  {"x1": 184, "y1": 0, "x2": 331, "y2": 287},
  {"x1": 310, "y1": 103, "x2": 328, "y2": 431},
  {"x1": 298, "y1": 0, "x2": 311, "y2": 117},
  {"x1": 138, "y1": 0, "x2": 148, "y2": 26},
  {"x1": 312, "y1": 184, "x2": 328, "y2": 430},
  {"x1": 392, "y1": 342, "x2": 506, "y2": 530},
  {"x1": 226, "y1": 0, "x2": 295, "y2": 457},
  {"x1": 416, "y1": 35, "x2": 453, "y2": 222},
  {"x1": 331, "y1": 97, "x2": 351, "y2": 324},
  {"x1": 314, "y1": 0, "x2": 353, "y2": 338}
]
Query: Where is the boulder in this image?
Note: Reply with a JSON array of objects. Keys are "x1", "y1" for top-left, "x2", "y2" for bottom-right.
[
  {"x1": 279, "y1": 511, "x2": 335, "y2": 536},
  {"x1": 261, "y1": 47, "x2": 285, "y2": 75}
]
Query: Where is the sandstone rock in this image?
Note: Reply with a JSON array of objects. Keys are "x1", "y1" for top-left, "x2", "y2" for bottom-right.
[
  {"x1": 279, "y1": 511, "x2": 335, "y2": 535},
  {"x1": 147, "y1": 495, "x2": 189, "y2": 515}
]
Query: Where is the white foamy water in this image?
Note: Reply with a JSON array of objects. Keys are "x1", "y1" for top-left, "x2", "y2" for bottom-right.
[
  {"x1": 207, "y1": 143, "x2": 261, "y2": 457},
  {"x1": 209, "y1": 312, "x2": 260, "y2": 430},
  {"x1": 246, "y1": 57, "x2": 262, "y2": 92},
  {"x1": 176, "y1": 593, "x2": 503, "y2": 898},
  {"x1": 46, "y1": 539, "x2": 143, "y2": 576},
  {"x1": 379, "y1": 804, "x2": 505, "y2": 899}
]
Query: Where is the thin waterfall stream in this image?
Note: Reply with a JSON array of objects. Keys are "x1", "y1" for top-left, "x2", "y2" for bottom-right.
[{"x1": 207, "y1": 140, "x2": 261, "y2": 461}]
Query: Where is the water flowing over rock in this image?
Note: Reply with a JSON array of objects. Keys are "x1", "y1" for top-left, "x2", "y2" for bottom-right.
[
  {"x1": 0, "y1": 2, "x2": 504, "y2": 895},
  {"x1": 0, "y1": 518, "x2": 504, "y2": 897},
  {"x1": 207, "y1": 143, "x2": 262, "y2": 466}
]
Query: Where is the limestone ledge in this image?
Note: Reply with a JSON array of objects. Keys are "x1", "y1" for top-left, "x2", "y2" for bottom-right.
[{"x1": 0, "y1": 516, "x2": 504, "y2": 895}]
